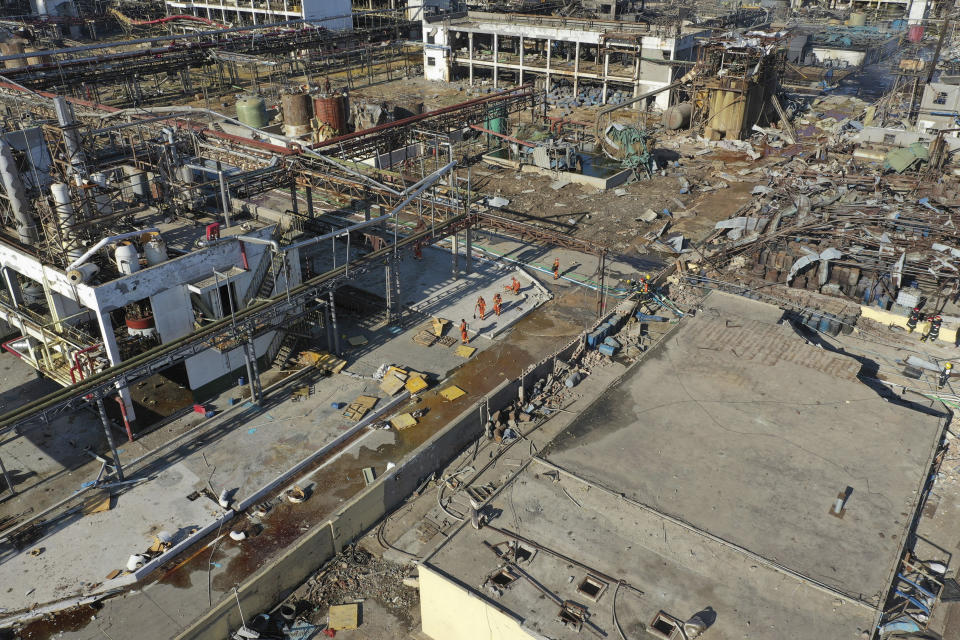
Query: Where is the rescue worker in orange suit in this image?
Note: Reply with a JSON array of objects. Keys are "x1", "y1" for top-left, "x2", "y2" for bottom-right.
[
  {"x1": 460, "y1": 319, "x2": 469, "y2": 344},
  {"x1": 413, "y1": 242, "x2": 423, "y2": 261},
  {"x1": 493, "y1": 293, "x2": 503, "y2": 317},
  {"x1": 553, "y1": 258, "x2": 560, "y2": 280},
  {"x1": 506, "y1": 276, "x2": 521, "y2": 296},
  {"x1": 475, "y1": 296, "x2": 486, "y2": 320}
]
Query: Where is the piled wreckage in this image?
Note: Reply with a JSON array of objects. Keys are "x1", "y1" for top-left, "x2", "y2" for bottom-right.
[{"x1": 698, "y1": 147, "x2": 960, "y2": 339}]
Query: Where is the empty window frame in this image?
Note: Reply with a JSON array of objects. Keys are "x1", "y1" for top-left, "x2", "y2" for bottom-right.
[
  {"x1": 577, "y1": 575, "x2": 608, "y2": 601},
  {"x1": 427, "y1": 57, "x2": 437, "y2": 67},
  {"x1": 883, "y1": 133, "x2": 897, "y2": 144},
  {"x1": 935, "y1": 91, "x2": 949, "y2": 105}
]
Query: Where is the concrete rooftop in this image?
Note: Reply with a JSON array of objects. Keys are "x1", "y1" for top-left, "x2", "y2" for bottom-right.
[{"x1": 422, "y1": 291, "x2": 946, "y2": 640}]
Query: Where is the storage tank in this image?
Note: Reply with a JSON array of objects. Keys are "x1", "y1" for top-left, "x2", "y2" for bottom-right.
[
  {"x1": 908, "y1": 25, "x2": 924, "y2": 42},
  {"x1": 90, "y1": 172, "x2": 112, "y2": 217},
  {"x1": 848, "y1": 11, "x2": 866, "y2": 26},
  {"x1": 115, "y1": 242, "x2": 140, "y2": 274},
  {"x1": 662, "y1": 103, "x2": 693, "y2": 130},
  {"x1": 125, "y1": 311, "x2": 156, "y2": 338},
  {"x1": 143, "y1": 232, "x2": 167, "y2": 266},
  {"x1": 0, "y1": 38, "x2": 26, "y2": 69},
  {"x1": 282, "y1": 92, "x2": 313, "y2": 137},
  {"x1": 236, "y1": 95, "x2": 269, "y2": 129},
  {"x1": 127, "y1": 170, "x2": 148, "y2": 202},
  {"x1": 313, "y1": 93, "x2": 347, "y2": 135}
]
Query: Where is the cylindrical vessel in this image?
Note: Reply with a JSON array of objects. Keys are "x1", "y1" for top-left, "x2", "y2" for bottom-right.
[
  {"x1": 143, "y1": 233, "x2": 167, "y2": 266},
  {"x1": 908, "y1": 25, "x2": 924, "y2": 42},
  {"x1": 178, "y1": 165, "x2": 194, "y2": 184},
  {"x1": 662, "y1": 103, "x2": 693, "y2": 130},
  {"x1": 90, "y1": 171, "x2": 112, "y2": 217},
  {"x1": 125, "y1": 314, "x2": 156, "y2": 337},
  {"x1": 51, "y1": 182, "x2": 83, "y2": 262},
  {"x1": 115, "y1": 242, "x2": 140, "y2": 274},
  {"x1": 313, "y1": 94, "x2": 347, "y2": 134},
  {"x1": 848, "y1": 11, "x2": 866, "y2": 26},
  {"x1": 127, "y1": 170, "x2": 148, "y2": 202},
  {"x1": 236, "y1": 95, "x2": 269, "y2": 129},
  {"x1": 282, "y1": 92, "x2": 313, "y2": 137},
  {"x1": 0, "y1": 138, "x2": 36, "y2": 244}
]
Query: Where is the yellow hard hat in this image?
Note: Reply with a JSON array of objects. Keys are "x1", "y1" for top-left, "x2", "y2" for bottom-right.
[{"x1": 947, "y1": 362, "x2": 953, "y2": 370}]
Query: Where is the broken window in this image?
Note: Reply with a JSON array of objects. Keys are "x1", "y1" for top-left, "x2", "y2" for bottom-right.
[
  {"x1": 883, "y1": 133, "x2": 896, "y2": 145},
  {"x1": 935, "y1": 91, "x2": 949, "y2": 105},
  {"x1": 427, "y1": 57, "x2": 436, "y2": 67},
  {"x1": 649, "y1": 612, "x2": 681, "y2": 639},
  {"x1": 427, "y1": 34, "x2": 435, "y2": 44},
  {"x1": 577, "y1": 575, "x2": 607, "y2": 601}
]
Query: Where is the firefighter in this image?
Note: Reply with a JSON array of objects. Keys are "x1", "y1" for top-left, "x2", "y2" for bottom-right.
[
  {"x1": 553, "y1": 257, "x2": 560, "y2": 280},
  {"x1": 460, "y1": 319, "x2": 469, "y2": 345},
  {"x1": 922, "y1": 315, "x2": 943, "y2": 343},
  {"x1": 414, "y1": 242, "x2": 423, "y2": 261},
  {"x1": 475, "y1": 296, "x2": 486, "y2": 321},
  {"x1": 907, "y1": 307, "x2": 922, "y2": 333},
  {"x1": 940, "y1": 362, "x2": 953, "y2": 389},
  {"x1": 639, "y1": 276, "x2": 649, "y2": 294},
  {"x1": 511, "y1": 276, "x2": 521, "y2": 296},
  {"x1": 493, "y1": 293, "x2": 503, "y2": 317}
]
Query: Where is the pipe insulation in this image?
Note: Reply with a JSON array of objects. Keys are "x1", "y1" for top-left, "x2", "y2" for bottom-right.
[{"x1": 0, "y1": 138, "x2": 37, "y2": 244}]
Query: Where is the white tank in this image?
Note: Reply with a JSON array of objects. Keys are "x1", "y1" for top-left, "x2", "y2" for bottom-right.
[
  {"x1": 178, "y1": 165, "x2": 194, "y2": 184},
  {"x1": 90, "y1": 172, "x2": 112, "y2": 217},
  {"x1": 144, "y1": 236, "x2": 167, "y2": 266},
  {"x1": 115, "y1": 242, "x2": 140, "y2": 274}
]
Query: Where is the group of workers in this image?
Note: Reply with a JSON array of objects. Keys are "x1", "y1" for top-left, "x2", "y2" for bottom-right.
[
  {"x1": 459, "y1": 277, "x2": 524, "y2": 344},
  {"x1": 907, "y1": 307, "x2": 945, "y2": 343}
]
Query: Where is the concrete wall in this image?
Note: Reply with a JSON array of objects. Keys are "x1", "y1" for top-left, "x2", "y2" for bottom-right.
[
  {"x1": 420, "y1": 564, "x2": 536, "y2": 640},
  {"x1": 175, "y1": 331, "x2": 588, "y2": 640}
]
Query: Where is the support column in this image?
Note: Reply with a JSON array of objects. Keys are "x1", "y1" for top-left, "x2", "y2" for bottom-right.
[
  {"x1": 2, "y1": 267, "x2": 22, "y2": 307},
  {"x1": 96, "y1": 310, "x2": 135, "y2": 421},
  {"x1": 290, "y1": 178, "x2": 299, "y2": 216},
  {"x1": 305, "y1": 186, "x2": 314, "y2": 218},
  {"x1": 574, "y1": 41, "x2": 580, "y2": 95},
  {"x1": 519, "y1": 36, "x2": 524, "y2": 85},
  {"x1": 243, "y1": 338, "x2": 262, "y2": 403},
  {"x1": 493, "y1": 33, "x2": 499, "y2": 89},
  {"x1": 468, "y1": 32, "x2": 474, "y2": 86},
  {"x1": 328, "y1": 291, "x2": 340, "y2": 355},
  {"x1": 633, "y1": 56, "x2": 642, "y2": 110},
  {"x1": 546, "y1": 38, "x2": 552, "y2": 93},
  {"x1": 385, "y1": 260, "x2": 393, "y2": 321},
  {"x1": 96, "y1": 398, "x2": 124, "y2": 481},
  {"x1": 452, "y1": 231, "x2": 460, "y2": 278},
  {"x1": 0, "y1": 452, "x2": 15, "y2": 496},
  {"x1": 324, "y1": 302, "x2": 333, "y2": 352},
  {"x1": 602, "y1": 53, "x2": 610, "y2": 104},
  {"x1": 465, "y1": 226, "x2": 473, "y2": 274}
]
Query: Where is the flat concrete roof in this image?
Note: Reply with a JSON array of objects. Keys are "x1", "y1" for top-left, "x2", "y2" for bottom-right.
[
  {"x1": 422, "y1": 291, "x2": 945, "y2": 639},
  {"x1": 439, "y1": 11, "x2": 706, "y2": 38}
]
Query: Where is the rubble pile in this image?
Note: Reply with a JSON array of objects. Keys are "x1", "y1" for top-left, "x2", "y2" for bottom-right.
[
  {"x1": 698, "y1": 151, "x2": 960, "y2": 332},
  {"x1": 299, "y1": 546, "x2": 418, "y2": 622}
]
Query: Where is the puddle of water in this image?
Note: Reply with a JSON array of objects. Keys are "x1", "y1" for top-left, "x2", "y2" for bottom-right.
[{"x1": 15, "y1": 602, "x2": 102, "y2": 639}]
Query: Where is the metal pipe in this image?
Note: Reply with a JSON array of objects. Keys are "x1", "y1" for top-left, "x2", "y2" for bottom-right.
[
  {"x1": 114, "y1": 395, "x2": 134, "y2": 443},
  {"x1": 96, "y1": 398, "x2": 124, "y2": 481},
  {"x1": 53, "y1": 96, "x2": 86, "y2": 176},
  {"x1": 66, "y1": 228, "x2": 160, "y2": 272},
  {"x1": 235, "y1": 235, "x2": 279, "y2": 252},
  {"x1": 51, "y1": 182, "x2": 82, "y2": 262}
]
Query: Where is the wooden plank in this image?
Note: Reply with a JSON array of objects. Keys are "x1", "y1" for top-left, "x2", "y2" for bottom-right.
[
  {"x1": 440, "y1": 385, "x2": 466, "y2": 401},
  {"x1": 390, "y1": 413, "x2": 418, "y2": 430},
  {"x1": 328, "y1": 603, "x2": 359, "y2": 630}
]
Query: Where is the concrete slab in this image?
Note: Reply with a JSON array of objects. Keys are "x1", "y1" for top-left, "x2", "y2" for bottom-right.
[{"x1": 541, "y1": 291, "x2": 945, "y2": 606}]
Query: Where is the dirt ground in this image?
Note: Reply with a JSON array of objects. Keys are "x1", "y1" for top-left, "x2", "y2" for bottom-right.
[{"x1": 471, "y1": 139, "x2": 768, "y2": 252}]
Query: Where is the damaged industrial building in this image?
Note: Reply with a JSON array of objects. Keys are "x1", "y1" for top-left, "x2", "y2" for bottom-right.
[{"x1": 0, "y1": 0, "x2": 959, "y2": 639}]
